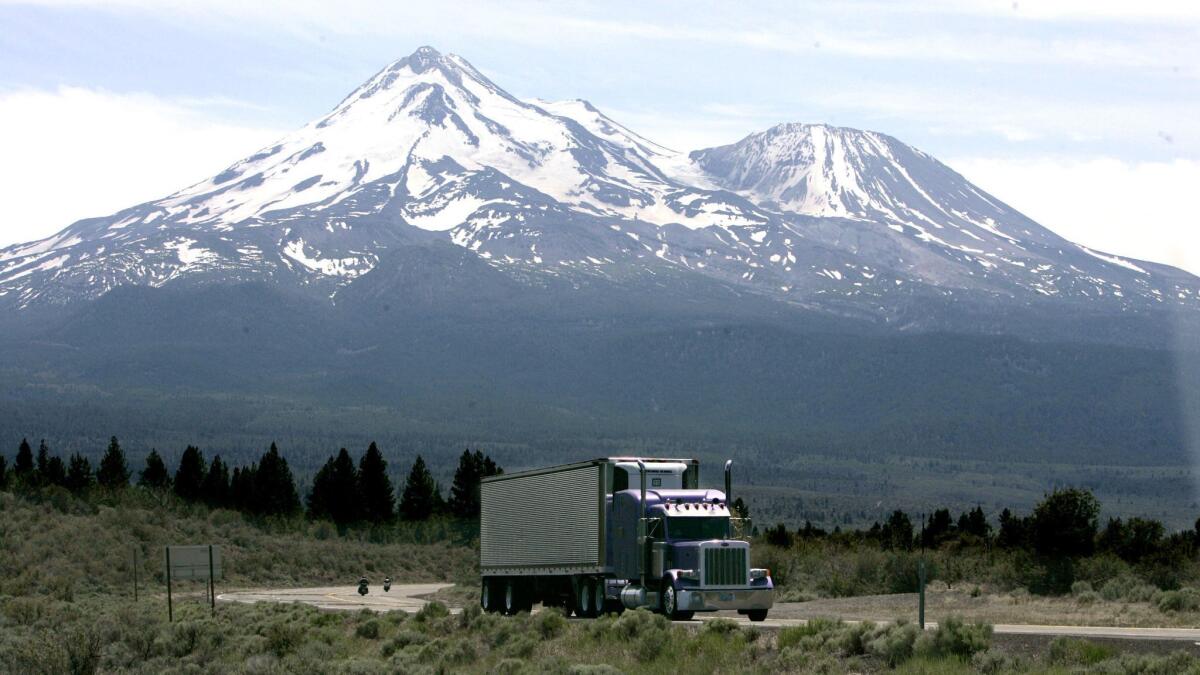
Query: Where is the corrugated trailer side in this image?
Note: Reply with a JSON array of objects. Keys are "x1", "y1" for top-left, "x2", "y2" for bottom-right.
[{"x1": 480, "y1": 460, "x2": 607, "y2": 576}]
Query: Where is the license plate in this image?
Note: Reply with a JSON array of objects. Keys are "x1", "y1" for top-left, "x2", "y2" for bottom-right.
[{"x1": 719, "y1": 592, "x2": 734, "y2": 602}]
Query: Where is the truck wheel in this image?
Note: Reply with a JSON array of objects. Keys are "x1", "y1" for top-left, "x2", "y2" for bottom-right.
[
  {"x1": 747, "y1": 609, "x2": 768, "y2": 622},
  {"x1": 591, "y1": 578, "x2": 606, "y2": 617},
  {"x1": 660, "y1": 576, "x2": 694, "y2": 621}
]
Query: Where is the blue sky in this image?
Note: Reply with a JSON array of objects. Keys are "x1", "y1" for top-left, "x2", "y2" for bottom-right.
[{"x1": 1, "y1": 0, "x2": 1198, "y2": 273}]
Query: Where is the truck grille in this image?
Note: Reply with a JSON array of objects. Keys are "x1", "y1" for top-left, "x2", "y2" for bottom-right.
[{"x1": 703, "y1": 547, "x2": 747, "y2": 586}]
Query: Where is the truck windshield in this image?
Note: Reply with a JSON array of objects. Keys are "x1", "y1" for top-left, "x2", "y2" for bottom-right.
[{"x1": 667, "y1": 516, "x2": 729, "y2": 541}]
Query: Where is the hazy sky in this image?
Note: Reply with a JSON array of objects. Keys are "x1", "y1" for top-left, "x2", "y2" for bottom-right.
[{"x1": 1, "y1": 0, "x2": 1197, "y2": 274}]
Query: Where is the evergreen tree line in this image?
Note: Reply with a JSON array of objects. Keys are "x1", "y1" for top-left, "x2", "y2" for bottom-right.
[
  {"x1": 0, "y1": 437, "x2": 131, "y2": 494},
  {"x1": 762, "y1": 488, "x2": 1200, "y2": 586},
  {"x1": 1, "y1": 438, "x2": 501, "y2": 524},
  {"x1": 308, "y1": 447, "x2": 502, "y2": 525}
]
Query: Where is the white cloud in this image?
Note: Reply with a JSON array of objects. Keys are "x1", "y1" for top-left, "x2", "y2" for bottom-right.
[
  {"x1": 0, "y1": 86, "x2": 284, "y2": 247},
  {"x1": 951, "y1": 156, "x2": 1200, "y2": 276}
]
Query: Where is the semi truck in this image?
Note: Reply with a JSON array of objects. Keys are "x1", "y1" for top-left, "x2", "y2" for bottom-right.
[{"x1": 479, "y1": 457, "x2": 773, "y2": 620}]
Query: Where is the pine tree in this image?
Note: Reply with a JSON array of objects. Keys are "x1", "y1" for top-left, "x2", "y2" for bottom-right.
[
  {"x1": 252, "y1": 442, "x2": 300, "y2": 516},
  {"x1": 139, "y1": 449, "x2": 171, "y2": 490},
  {"x1": 65, "y1": 453, "x2": 94, "y2": 493},
  {"x1": 174, "y1": 446, "x2": 206, "y2": 502},
  {"x1": 97, "y1": 436, "x2": 131, "y2": 489},
  {"x1": 44, "y1": 455, "x2": 67, "y2": 487},
  {"x1": 307, "y1": 457, "x2": 337, "y2": 521},
  {"x1": 35, "y1": 440, "x2": 50, "y2": 486},
  {"x1": 447, "y1": 450, "x2": 480, "y2": 519},
  {"x1": 230, "y1": 466, "x2": 255, "y2": 512},
  {"x1": 328, "y1": 448, "x2": 360, "y2": 524},
  {"x1": 399, "y1": 455, "x2": 440, "y2": 521},
  {"x1": 358, "y1": 442, "x2": 395, "y2": 523},
  {"x1": 0, "y1": 454, "x2": 8, "y2": 489},
  {"x1": 447, "y1": 449, "x2": 501, "y2": 519},
  {"x1": 14, "y1": 438, "x2": 33, "y2": 480},
  {"x1": 202, "y1": 455, "x2": 231, "y2": 507},
  {"x1": 881, "y1": 510, "x2": 914, "y2": 551}
]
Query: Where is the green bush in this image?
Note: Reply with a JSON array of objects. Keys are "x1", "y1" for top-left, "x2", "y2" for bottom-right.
[
  {"x1": 1048, "y1": 637, "x2": 1118, "y2": 666},
  {"x1": 355, "y1": 619, "x2": 381, "y2": 639},
  {"x1": 1155, "y1": 588, "x2": 1200, "y2": 613},
  {"x1": 263, "y1": 619, "x2": 304, "y2": 658},
  {"x1": 567, "y1": 666, "x2": 623, "y2": 675},
  {"x1": 700, "y1": 617, "x2": 740, "y2": 635},
  {"x1": 777, "y1": 618, "x2": 843, "y2": 651},
  {"x1": 864, "y1": 620, "x2": 920, "y2": 666},
  {"x1": 1071, "y1": 580, "x2": 1094, "y2": 595},
  {"x1": 915, "y1": 616, "x2": 992, "y2": 659},
  {"x1": 634, "y1": 625, "x2": 669, "y2": 662},
  {"x1": 534, "y1": 607, "x2": 568, "y2": 639},
  {"x1": 1100, "y1": 575, "x2": 1159, "y2": 603},
  {"x1": 413, "y1": 600, "x2": 449, "y2": 623}
]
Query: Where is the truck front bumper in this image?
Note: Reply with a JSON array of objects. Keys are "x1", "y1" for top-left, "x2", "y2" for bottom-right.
[{"x1": 677, "y1": 587, "x2": 774, "y2": 612}]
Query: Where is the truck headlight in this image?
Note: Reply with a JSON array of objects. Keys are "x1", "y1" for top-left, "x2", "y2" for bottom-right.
[
  {"x1": 678, "y1": 569, "x2": 699, "y2": 580},
  {"x1": 750, "y1": 568, "x2": 770, "y2": 580}
]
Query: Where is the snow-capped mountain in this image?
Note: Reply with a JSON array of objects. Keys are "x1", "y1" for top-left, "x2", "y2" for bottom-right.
[{"x1": 1, "y1": 46, "x2": 1196, "y2": 321}]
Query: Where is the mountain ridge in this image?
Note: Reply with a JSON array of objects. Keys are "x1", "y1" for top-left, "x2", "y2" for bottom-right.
[{"x1": 0, "y1": 45, "x2": 1196, "y2": 329}]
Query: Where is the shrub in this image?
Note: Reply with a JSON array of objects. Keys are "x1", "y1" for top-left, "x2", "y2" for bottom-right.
[
  {"x1": 1076, "y1": 590, "x2": 1101, "y2": 605},
  {"x1": 864, "y1": 621, "x2": 920, "y2": 666},
  {"x1": 1100, "y1": 575, "x2": 1158, "y2": 603},
  {"x1": 1071, "y1": 580, "x2": 1094, "y2": 595},
  {"x1": 491, "y1": 658, "x2": 526, "y2": 675},
  {"x1": 263, "y1": 619, "x2": 304, "y2": 658},
  {"x1": 1048, "y1": 637, "x2": 1117, "y2": 666},
  {"x1": 355, "y1": 619, "x2": 381, "y2": 639},
  {"x1": 778, "y1": 618, "x2": 842, "y2": 651},
  {"x1": 915, "y1": 616, "x2": 992, "y2": 659},
  {"x1": 567, "y1": 666, "x2": 623, "y2": 675},
  {"x1": 501, "y1": 633, "x2": 539, "y2": 659},
  {"x1": 634, "y1": 626, "x2": 669, "y2": 662},
  {"x1": 414, "y1": 600, "x2": 449, "y2": 623},
  {"x1": 1155, "y1": 588, "x2": 1200, "y2": 613},
  {"x1": 593, "y1": 608, "x2": 666, "y2": 641},
  {"x1": 972, "y1": 649, "x2": 1020, "y2": 674},
  {"x1": 701, "y1": 617, "x2": 740, "y2": 635},
  {"x1": 534, "y1": 607, "x2": 568, "y2": 639}
]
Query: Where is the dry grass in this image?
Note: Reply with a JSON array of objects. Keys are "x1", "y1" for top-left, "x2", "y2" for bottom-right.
[{"x1": 0, "y1": 488, "x2": 476, "y2": 600}]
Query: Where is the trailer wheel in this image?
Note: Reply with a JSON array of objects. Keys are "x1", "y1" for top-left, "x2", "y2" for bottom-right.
[
  {"x1": 503, "y1": 579, "x2": 519, "y2": 615},
  {"x1": 576, "y1": 579, "x2": 596, "y2": 618},
  {"x1": 746, "y1": 609, "x2": 768, "y2": 622},
  {"x1": 481, "y1": 578, "x2": 501, "y2": 613},
  {"x1": 660, "y1": 576, "x2": 694, "y2": 621}
]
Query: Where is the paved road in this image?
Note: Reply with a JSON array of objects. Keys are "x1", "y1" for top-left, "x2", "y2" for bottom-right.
[
  {"x1": 217, "y1": 583, "x2": 456, "y2": 613},
  {"x1": 219, "y1": 584, "x2": 1200, "y2": 642}
]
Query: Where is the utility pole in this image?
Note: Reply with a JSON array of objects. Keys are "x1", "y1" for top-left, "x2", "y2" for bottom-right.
[
  {"x1": 165, "y1": 546, "x2": 173, "y2": 622},
  {"x1": 918, "y1": 512, "x2": 926, "y2": 630}
]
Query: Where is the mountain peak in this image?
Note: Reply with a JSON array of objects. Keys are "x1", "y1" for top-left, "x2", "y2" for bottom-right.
[{"x1": 390, "y1": 45, "x2": 448, "y2": 74}]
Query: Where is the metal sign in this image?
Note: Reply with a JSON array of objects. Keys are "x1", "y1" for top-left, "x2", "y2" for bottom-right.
[
  {"x1": 166, "y1": 545, "x2": 222, "y2": 580},
  {"x1": 165, "y1": 544, "x2": 221, "y2": 621}
]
